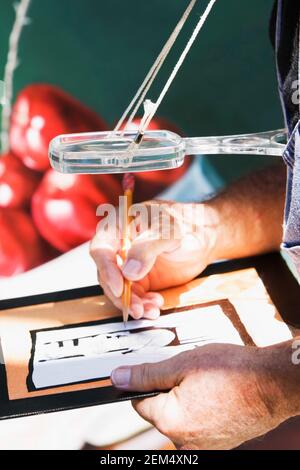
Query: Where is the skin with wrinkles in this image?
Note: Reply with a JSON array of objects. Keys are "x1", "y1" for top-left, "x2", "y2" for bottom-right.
[{"x1": 90, "y1": 165, "x2": 300, "y2": 450}]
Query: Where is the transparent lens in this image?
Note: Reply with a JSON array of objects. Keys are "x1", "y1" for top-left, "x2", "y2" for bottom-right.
[{"x1": 49, "y1": 130, "x2": 185, "y2": 174}]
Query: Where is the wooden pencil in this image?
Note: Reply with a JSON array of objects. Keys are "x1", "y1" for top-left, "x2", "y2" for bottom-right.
[{"x1": 121, "y1": 174, "x2": 135, "y2": 325}]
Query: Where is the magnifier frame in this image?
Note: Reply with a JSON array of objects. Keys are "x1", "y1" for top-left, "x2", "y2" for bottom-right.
[{"x1": 49, "y1": 128, "x2": 287, "y2": 175}]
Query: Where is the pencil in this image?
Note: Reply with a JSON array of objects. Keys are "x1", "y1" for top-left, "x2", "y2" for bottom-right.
[{"x1": 121, "y1": 173, "x2": 135, "y2": 326}]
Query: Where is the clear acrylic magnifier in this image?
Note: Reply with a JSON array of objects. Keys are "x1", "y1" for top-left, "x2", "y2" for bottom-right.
[{"x1": 49, "y1": 128, "x2": 287, "y2": 175}]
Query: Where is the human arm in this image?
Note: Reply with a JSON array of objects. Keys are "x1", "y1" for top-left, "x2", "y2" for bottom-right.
[{"x1": 90, "y1": 163, "x2": 286, "y2": 318}]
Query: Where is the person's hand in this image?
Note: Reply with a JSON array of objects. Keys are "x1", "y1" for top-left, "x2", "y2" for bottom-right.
[
  {"x1": 110, "y1": 343, "x2": 293, "y2": 450},
  {"x1": 90, "y1": 200, "x2": 218, "y2": 320},
  {"x1": 90, "y1": 164, "x2": 286, "y2": 321}
]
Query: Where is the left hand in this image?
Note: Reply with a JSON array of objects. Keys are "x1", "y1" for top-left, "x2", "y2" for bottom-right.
[{"x1": 111, "y1": 344, "x2": 291, "y2": 450}]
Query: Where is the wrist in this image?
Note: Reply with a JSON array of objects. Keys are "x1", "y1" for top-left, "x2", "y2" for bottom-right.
[
  {"x1": 190, "y1": 202, "x2": 220, "y2": 264},
  {"x1": 256, "y1": 341, "x2": 300, "y2": 421},
  {"x1": 195, "y1": 199, "x2": 229, "y2": 262}
]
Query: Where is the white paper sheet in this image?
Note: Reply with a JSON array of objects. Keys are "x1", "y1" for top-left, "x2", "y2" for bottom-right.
[{"x1": 31, "y1": 304, "x2": 243, "y2": 389}]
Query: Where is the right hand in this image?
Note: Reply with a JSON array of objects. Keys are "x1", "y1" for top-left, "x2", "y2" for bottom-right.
[{"x1": 90, "y1": 200, "x2": 218, "y2": 320}]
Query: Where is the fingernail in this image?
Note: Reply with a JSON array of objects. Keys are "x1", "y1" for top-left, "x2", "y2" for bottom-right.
[
  {"x1": 130, "y1": 304, "x2": 144, "y2": 319},
  {"x1": 156, "y1": 297, "x2": 164, "y2": 308},
  {"x1": 149, "y1": 309, "x2": 160, "y2": 320},
  {"x1": 145, "y1": 293, "x2": 164, "y2": 308},
  {"x1": 122, "y1": 259, "x2": 142, "y2": 278},
  {"x1": 144, "y1": 303, "x2": 160, "y2": 320},
  {"x1": 106, "y1": 266, "x2": 122, "y2": 298},
  {"x1": 111, "y1": 367, "x2": 131, "y2": 388}
]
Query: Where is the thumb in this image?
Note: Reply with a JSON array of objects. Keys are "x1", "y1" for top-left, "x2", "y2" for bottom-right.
[
  {"x1": 110, "y1": 355, "x2": 184, "y2": 392},
  {"x1": 122, "y1": 232, "x2": 180, "y2": 281}
]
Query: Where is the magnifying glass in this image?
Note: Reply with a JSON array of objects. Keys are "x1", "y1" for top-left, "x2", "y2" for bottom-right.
[{"x1": 49, "y1": 128, "x2": 287, "y2": 175}]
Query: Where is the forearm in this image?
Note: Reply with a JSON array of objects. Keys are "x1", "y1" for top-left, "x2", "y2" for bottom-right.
[{"x1": 204, "y1": 164, "x2": 286, "y2": 261}]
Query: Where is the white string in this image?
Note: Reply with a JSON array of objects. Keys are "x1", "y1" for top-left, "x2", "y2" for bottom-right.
[
  {"x1": 113, "y1": 0, "x2": 197, "y2": 134},
  {"x1": 139, "y1": 0, "x2": 218, "y2": 134},
  {"x1": 120, "y1": 0, "x2": 198, "y2": 133},
  {"x1": 122, "y1": 0, "x2": 218, "y2": 167}
]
